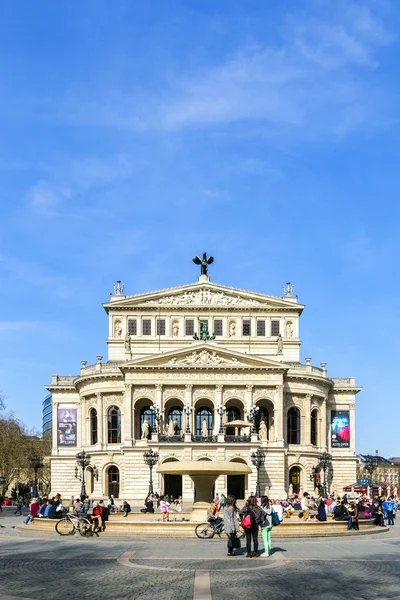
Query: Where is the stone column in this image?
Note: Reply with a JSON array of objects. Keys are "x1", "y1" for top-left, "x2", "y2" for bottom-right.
[
  {"x1": 349, "y1": 404, "x2": 355, "y2": 452},
  {"x1": 216, "y1": 385, "x2": 224, "y2": 442},
  {"x1": 52, "y1": 401, "x2": 59, "y2": 452},
  {"x1": 303, "y1": 394, "x2": 312, "y2": 446},
  {"x1": 154, "y1": 384, "x2": 163, "y2": 440},
  {"x1": 321, "y1": 400, "x2": 327, "y2": 448},
  {"x1": 123, "y1": 384, "x2": 133, "y2": 446},
  {"x1": 184, "y1": 384, "x2": 193, "y2": 442},
  {"x1": 96, "y1": 392, "x2": 104, "y2": 448},
  {"x1": 274, "y1": 385, "x2": 284, "y2": 443}
]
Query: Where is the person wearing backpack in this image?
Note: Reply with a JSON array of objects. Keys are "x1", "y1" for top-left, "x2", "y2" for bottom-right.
[
  {"x1": 260, "y1": 496, "x2": 273, "y2": 557},
  {"x1": 239, "y1": 496, "x2": 264, "y2": 557}
]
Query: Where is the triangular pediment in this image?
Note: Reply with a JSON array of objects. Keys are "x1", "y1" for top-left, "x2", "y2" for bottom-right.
[
  {"x1": 104, "y1": 281, "x2": 303, "y2": 312},
  {"x1": 120, "y1": 343, "x2": 289, "y2": 370}
]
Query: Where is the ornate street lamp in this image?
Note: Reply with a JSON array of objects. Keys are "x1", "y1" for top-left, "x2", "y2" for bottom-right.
[
  {"x1": 318, "y1": 452, "x2": 333, "y2": 498},
  {"x1": 150, "y1": 405, "x2": 161, "y2": 433},
  {"x1": 74, "y1": 451, "x2": 98, "y2": 498},
  {"x1": 184, "y1": 403, "x2": 192, "y2": 434},
  {"x1": 217, "y1": 405, "x2": 225, "y2": 434},
  {"x1": 250, "y1": 448, "x2": 265, "y2": 498},
  {"x1": 364, "y1": 455, "x2": 378, "y2": 500},
  {"x1": 143, "y1": 448, "x2": 158, "y2": 495},
  {"x1": 28, "y1": 454, "x2": 44, "y2": 498},
  {"x1": 247, "y1": 405, "x2": 260, "y2": 434}
]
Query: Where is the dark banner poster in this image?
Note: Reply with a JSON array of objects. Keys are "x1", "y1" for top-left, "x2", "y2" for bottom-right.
[
  {"x1": 331, "y1": 410, "x2": 350, "y2": 448},
  {"x1": 57, "y1": 408, "x2": 77, "y2": 447}
]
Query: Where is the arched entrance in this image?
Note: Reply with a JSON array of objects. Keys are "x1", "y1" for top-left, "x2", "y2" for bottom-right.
[
  {"x1": 107, "y1": 465, "x2": 120, "y2": 498},
  {"x1": 162, "y1": 458, "x2": 182, "y2": 498},
  {"x1": 227, "y1": 458, "x2": 247, "y2": 500},
  {"x1": 289, "y1": 466, "x2": 301, "y2": 495}
]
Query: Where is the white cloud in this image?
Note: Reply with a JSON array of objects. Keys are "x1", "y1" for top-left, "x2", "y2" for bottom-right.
[{"x1": 29, "y1": 180, "x2": 72, "y2": 212}]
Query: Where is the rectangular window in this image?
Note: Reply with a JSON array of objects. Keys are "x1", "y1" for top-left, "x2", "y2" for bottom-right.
[
  {"x1": 257, "y1": 320, "x2": 265, "y2": 336},
  {"x1": 271, "y1": 320, "x2": 280, "y2": 336},
  {"x1": 242, "y1": 319, "x2": 251, "y2": 336},
  {"x1": 127, "y1": 319, "x2": 137, "y2": 335},
  {"x1": 156, "y1": 319, "x2": 165, "y2": 336},
  {"x1": 214, "y1": 319, "x2": 223, "y2": 336},
  {"x1": 142, "y1": 319, "x2": 151, "y2": 335},
  {"x1": 185, "y1": 319, "x2": 194, "y2": 336}
]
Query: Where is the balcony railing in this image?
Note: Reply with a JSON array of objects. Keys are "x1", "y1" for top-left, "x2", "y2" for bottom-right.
[
  {"x1": 191, "y1": 435, "x2": 218, "y2": 443},
  {"x1": 224, "y1": 435, "x2": 251, "y2": 443},
  {"x1": 158, "y1": 435, "x2": 185, "y2": 443}
]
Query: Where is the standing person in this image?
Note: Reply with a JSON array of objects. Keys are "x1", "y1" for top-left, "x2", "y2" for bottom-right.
[
  {"x1": 159, "y1": 495, "x2": 170, "y2": 522},
  {"x1": 13, "y1": 497, "x2": 24, "y2": 516},
  {"x1": 273, "y1": 500, "x2": 284, "y2": 522},
  {"x1": 223, "y1": 495, "x2": 240, "y2": 556},
  {"x1": 301, "y1": 492, "x2": 310, "y2": 521},
  {"x1": 239, "y1": 496, "x2": 264, "y2": 558},
  {"x1": 348, "y1": 502, "x2": 359, "y2": 530},
  {"x1": 260, "y1": 496, "x2": 273, "y2": 557},
  {"x1": 0, "y1": 495, "x2": 3, "y2": 512},
  {"x1": 23, "y1": 498, "x2": 40, "y2": 524},
  {"x1": 387, "y1": 496, "x2": 397, "y2": 526}
]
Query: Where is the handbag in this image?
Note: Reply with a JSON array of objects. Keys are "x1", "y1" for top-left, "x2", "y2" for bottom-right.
[
  {"x1": 271, "y1": 510, "x2": 280, "y2": 527},
  {"x1": 233, "y1": 535, "x2": 241, "y2": 549}
]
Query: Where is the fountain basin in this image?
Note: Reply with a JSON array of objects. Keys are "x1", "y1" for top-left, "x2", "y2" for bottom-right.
[{"x1": 158, "y1": 461, "x2": 252, "y2": 521}]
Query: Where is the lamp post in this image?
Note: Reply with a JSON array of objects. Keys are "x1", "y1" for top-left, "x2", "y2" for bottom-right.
[
  {"x1": 143, "y1": 448, "x2": 158, "y2": 495},
  {"x1": 250, "y1": 448, "x2": 265, "y2": 498},
  {"x1": 184, "y1": 403, "x2": 192, "y2": 434},
  {"x1": 318, "y1": 451, "x2": 333, "y2": 498},
  {"x1": 74, "y1": 451, "x2": 98, "y2": 498},
  {"x1": 217, "y1": 405, "x2": 225, "y2": 434},
  {"x1": 364, "y1": 455, "x2": 378, "y2": 500},
  {"x1": 28, "y1": 454, "x2": 44, "y2": 498},
  {"x1": 247, "y1": 405, "x2": 260, "y2": 433}
]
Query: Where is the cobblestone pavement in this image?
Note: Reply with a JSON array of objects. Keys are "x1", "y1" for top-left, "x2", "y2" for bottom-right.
[{"x1": 0, "y1": 509, "x2": 399, "y2": 600}]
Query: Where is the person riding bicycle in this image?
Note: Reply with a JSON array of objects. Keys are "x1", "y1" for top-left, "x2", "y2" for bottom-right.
[{"x1": 207, "y1": 502, "x2": 222, "y2": 529}]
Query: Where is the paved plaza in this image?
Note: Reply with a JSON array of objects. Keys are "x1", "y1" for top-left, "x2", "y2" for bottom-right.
[{"x1": 0, "y1": 509, "x2": 399, "y2": 600}]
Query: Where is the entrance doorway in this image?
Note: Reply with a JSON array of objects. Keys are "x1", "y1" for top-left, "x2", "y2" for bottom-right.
[
  {"x1": 164, "y1": 474, "x2": 182, "y2": 498},
  {"x1": 227, "y1": 475, "x2": 245, "y2": 500}
]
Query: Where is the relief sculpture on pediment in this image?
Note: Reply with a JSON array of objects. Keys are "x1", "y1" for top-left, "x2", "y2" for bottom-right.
[
  {"x1": 168, "y1": 350, "x2": 240, "y2": 366},
  {"x1": 143, "y1": 289, "x2": 261, "y2": 307}
]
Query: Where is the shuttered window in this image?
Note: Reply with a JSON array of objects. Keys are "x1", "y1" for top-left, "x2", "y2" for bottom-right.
[
  {"x1": 142, "y1": 319, "x2": 151, "y2": 335},
  {"x1": 185, "y1": 320, "x2": 194, "y2": 336},
  {"x1": 156, "y1": 319, "x2": 165, "y2": 335},
  {"x1": 128, "y1": 319, "x2": 137, "y2": 335},
  {"x1": 271, "y1": 320, "x2": 280, "y2": 336},
  {"x1": 214, "y1": 320, "x2": 223, "y2": 336},
  {"x1": 257, "y1": 320, "x2": 265, "y2": 336},
  {"x1": 242, "y1": 319, "x2": 251, "y2": 336}
]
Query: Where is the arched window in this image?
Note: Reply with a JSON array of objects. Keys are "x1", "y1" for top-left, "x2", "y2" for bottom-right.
[
  {"x1": 140, "y1": 406, "x2": 155, "y2": 439},
  {"x1": 289, "y1": 466, "x2": 301, "y2": 494},
  {"x1": 107, "y1": 406, "x2": 121, "y2": 444},
  {"x1": 311, "y1": 409, "x2": 318, "y2": 446},
  {"x1": 255, "y1": 407, "x2": 269, "y2": 438},
  {"x1": 196, "y1": 407, "x2": 213, "y2": 436},
  {"x1": 287, "y1": 407, "x2": 300, "y2": 444},
  {"x1": 108, "y1": 466, "x2": 120, "y2": 497},
  {"x1": 90, "y1": 408, "x2": 98, "y2": 445},
  {"x1": 167, "y1": 406, "x2": 182, "y2": 434},
  {"x1": 226, "y1": 406, "x2": 240, "y2": 435}
]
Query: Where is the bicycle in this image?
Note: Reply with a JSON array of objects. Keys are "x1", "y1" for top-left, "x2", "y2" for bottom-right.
[
  {"x1": 55, "y1": 512, "x2": 95, "y2": 537},
  {"x1": 195, "y1": 519, "x2": 245, "y2": 539}
]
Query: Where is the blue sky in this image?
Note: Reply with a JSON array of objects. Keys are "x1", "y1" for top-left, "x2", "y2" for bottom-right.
[{"x1": 0, "y1": 0, "x2": 399, "y2": 457}]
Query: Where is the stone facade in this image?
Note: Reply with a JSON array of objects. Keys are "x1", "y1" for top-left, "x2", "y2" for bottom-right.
[{"x1": 47, "y1": 274, "x2": 361, "y2": 503}]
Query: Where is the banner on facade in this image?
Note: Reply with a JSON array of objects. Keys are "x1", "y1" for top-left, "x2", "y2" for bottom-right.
[
  {"x1": 57, "y1": 407, "x2": 77, "y2": 447},
  {"x1": 330, "y1": 410, "x2": 350, "y2": 448}
]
